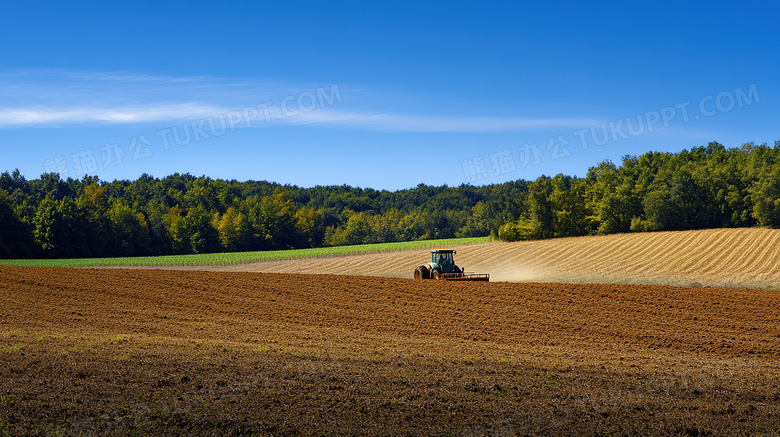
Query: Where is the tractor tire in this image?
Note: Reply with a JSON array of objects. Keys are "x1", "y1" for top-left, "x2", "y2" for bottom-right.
[
  {"x1": 432, "y1": 269, "x2": 441, "y2": 280},
  {"x1": 414, "y1": 265, "x2": 429, "y2": 280}
]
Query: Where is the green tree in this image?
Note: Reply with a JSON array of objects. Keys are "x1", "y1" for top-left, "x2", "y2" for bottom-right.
[
  {"x1": 294, "y1": 206, "x2": 325, "y2": 247},
  {"x1": 108, "y1": 200, "x2": 152, "y2": 256},
  {"x1": 0, "y1": 190, "x2": 36, "y2": 258},
  {"x1": 33, "y1": 196, "x2": 63, "y2": 257},
  {"x1": 183, "y1": 205, "x2": 220, "y2": 254},
  {"x1": 750, "y1": 167, "x2": 780, "y2": 227},
  {"x1": 162, "y1": 205, "x2": 188, "y2": 254},
  {"x1": 215, "y1": 206, "x2": 252, "y2": 251},
  {"x1": 497, "y1": 218, "x2": 542, "y2": 241},
  {"x1": 526, "y1": 176, "x2": 554, "y2": 239},
  {"x1": 457, "y1": 201, "x2": 491, "y2": 237},
  {"x1": 549, "y1": 175, "x2": 589, "y2": 237},
  {"x1": 586, "y1": 160, "x2": 641, "y2": 234},
  {"x1": 324, "y1": 211, "x2": 373, "y2": 246},
  {"x1": 244, "y1": 191, "x2": 300, "y2": 250}
]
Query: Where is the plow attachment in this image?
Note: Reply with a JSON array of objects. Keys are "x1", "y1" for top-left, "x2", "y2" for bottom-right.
[{"x1": 439, "y1": 272, "x2": 490, "y2": 282}]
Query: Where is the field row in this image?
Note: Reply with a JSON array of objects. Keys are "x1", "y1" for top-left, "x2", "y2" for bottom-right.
[{"x1": 203, "y1": 228, "x2": 780, "y2": 289}]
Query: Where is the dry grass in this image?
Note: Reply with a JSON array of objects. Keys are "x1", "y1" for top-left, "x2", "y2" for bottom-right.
[
  {"x1": 3, "y1": 266, "x2": 780, "y2": 435},
  {"x1": 194, "y1": 228, "x2": 780, "y2": 290}
]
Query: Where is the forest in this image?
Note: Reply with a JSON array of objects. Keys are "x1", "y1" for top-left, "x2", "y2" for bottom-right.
[{"x1": 1, "y1": 141, "x2": 779, "y2": 259}]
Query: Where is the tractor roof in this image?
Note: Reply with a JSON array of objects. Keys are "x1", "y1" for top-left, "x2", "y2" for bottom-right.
[{"x1": 431, "y1": 249, "x2": 456, "y2": 253}]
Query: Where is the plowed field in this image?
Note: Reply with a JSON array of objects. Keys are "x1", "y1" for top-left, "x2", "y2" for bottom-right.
[
  {"x1": 197, "y1": 228, "x2": 780, "y2": 290},
  {"x1": 3, "y1": 266, "x2": 780, "y2": 435}
]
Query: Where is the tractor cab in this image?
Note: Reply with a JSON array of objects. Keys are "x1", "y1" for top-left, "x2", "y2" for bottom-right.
[{"x1": 431, "y1": 249, "x2": 457, "y2": 273}]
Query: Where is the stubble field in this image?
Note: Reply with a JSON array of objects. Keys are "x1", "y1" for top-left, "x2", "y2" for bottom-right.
[
  {"x1": 2, "y1": 265, "x2": 780, "y2": 435},
  {"x1": 198, "y1": 228, "x2": 780, "y2": 290}
]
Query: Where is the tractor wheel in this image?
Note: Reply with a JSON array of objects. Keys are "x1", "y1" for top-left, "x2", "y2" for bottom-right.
[
  {"x1": 414, "y1": 265, "x2": 429, "y2": 280},
  {"x1": 432, "y1": 269, "x2": 441, "y2": 280}
]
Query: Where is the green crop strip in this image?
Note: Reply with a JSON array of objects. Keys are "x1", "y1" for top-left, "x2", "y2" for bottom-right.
[{"x1": 0, "y1": 237, "x2": 489, "y2": 268}]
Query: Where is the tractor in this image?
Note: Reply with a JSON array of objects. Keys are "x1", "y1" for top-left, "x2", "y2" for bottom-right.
[{"x1": 413, "y1": 249, "x2": 489, "y2": 282}]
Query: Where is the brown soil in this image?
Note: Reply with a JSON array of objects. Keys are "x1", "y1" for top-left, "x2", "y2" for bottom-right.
[
  {"x1": 3, "y1": 266, "x2": 780, "y2": 358},
  {"x1": 3, "y1": 266, "x2": 780, "y2": 435}
]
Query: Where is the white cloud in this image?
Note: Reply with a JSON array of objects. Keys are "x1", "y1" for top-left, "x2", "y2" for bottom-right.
[
  {"x1": 0, "y1": 104, "x2": 228, "y2": 126},
  {"x1": 284, "y1": 110, "x2": 600, "y2": 132},
  {"x1": 0, "y1": 69, "x2": 600, "y2": 132}
]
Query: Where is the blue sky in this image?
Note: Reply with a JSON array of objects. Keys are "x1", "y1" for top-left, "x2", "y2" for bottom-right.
[{"x1": 1, "y1": 1, "x2": 778, "y2": 190}]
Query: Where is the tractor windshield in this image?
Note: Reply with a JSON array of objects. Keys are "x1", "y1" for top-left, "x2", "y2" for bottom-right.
[{"x1": 432, "y1": 251, "x2": 455, "y2": 271}]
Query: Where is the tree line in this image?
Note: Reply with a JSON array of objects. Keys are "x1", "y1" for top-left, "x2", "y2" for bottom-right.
[
  {"x1": 0, "y1": 170, "x2": 523, "y2": 259},
  {"x1": 1, "y1": 141, "x2": 778, "y2": 259},
  {"x1": 497, "y1": 141, "x2": 780, "y2": 240}
]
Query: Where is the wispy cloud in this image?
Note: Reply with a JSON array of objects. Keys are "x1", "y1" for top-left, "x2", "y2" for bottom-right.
[
  {"x1": 0, "y1": 104, "x2": 227, "y2": 126},
  {"x1": 0, "y1": 69, "x2": 295, "y2": 127},
  {"x1": 0, "y1": 69, "x2": 600, "y2": 132},
  {"x1": 284, "y1": 110, "x2": 600, "y2": 132}
]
